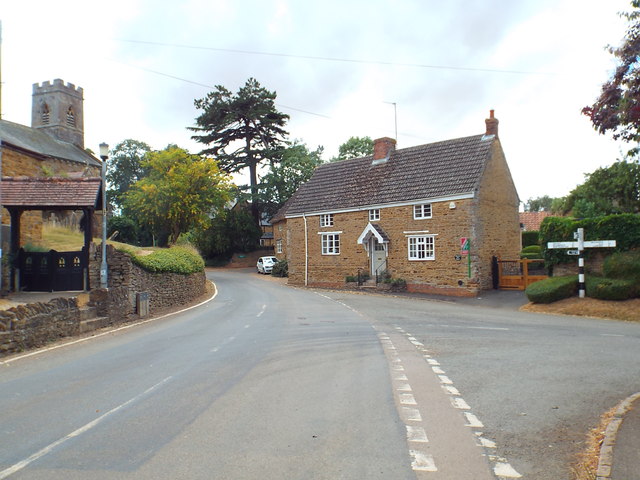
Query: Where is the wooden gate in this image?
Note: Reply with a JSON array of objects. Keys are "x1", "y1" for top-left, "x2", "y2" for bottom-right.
[
  {"x1": 18, "y1": 248, "x2": 87, "y2": 292},
  {"x1": 493, "y1": 257, "x2": 547, "y2": 290}
]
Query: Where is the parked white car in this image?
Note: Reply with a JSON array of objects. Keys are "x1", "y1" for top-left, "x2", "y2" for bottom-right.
[{"x1": 257, "y1": 256, "x2": 278, "y2": 274}]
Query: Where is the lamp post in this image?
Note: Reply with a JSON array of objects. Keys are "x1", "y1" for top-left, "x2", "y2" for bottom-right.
[{"x1": 99, "y1": 142, "x2": 109, "y2": 289}]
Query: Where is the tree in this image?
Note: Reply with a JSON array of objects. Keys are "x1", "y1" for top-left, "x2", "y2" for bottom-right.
[
  {"x1": 192, "y1": 209, "x2": 262, "y2": 258},
  {"x1": 582, "y1": 1, "x2": 640, "y2": 149},
  {"x1": 524, "y1": 195, "x2": 555, "y2": 212},
  {"x1": 259, "y1": 140, "x2": 324, "y2": 217},
  {"x1": 190, "y1": 78, "x2": 289, "y2": 223},
  {"x1": 559, "y1": 159, "x2": 640, "y2": 217},
  {"x1": 124, "y1": 146, "x2": 232, "y2": 245},
  {"x1": 106, "y1": 139, "x2": 151, "y2": 213},
  {"x1": 330, "y1": 136, "x2": 374, "y2": 162}
]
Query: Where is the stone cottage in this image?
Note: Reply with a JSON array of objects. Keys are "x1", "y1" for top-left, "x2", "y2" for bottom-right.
[{"x1": 272, "y1": 111, "x2": 521, "y2": 296}]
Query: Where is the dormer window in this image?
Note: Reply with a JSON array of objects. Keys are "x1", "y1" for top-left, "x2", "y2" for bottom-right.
[
  {"x1": 66, "y1": 106, "x2": 75, "y2": 127},
  {"x1": 41, "y1": 103, "x2": 50, "y2": 125}
]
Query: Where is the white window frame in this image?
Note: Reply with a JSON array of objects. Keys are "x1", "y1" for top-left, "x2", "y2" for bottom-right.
[
  {"x1": 276, "y1": 239, "x2": 283, "y2": 254},
  {"x1": 321, "y1": 232, "x2": 340, "y2": 255},
  {"x1": 413, "y1": 203, "x2": 432, "y2": 219},
  {"x1": 407, "y1": 235, "x2": 435, "y2": 261},
  {"x1": 369, "y1": 209, "x2": 380, "y2": 221},
  {"x1": 320, "y1": 214, "x2": 334, "y2": 227}
]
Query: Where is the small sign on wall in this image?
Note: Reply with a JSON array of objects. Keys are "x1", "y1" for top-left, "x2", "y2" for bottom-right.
[{"x1": 460, "y1": 237, "x2": 470, "y2": 255}]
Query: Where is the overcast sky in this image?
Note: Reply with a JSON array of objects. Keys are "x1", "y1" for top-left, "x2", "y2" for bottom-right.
[{"x1": 0, "y1": 0, "x2": 633, "y2": 205}]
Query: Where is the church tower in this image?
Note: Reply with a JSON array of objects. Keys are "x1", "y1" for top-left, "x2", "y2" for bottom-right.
[{"x1": 31, "y1": 79, "x2": 84, "y2": 148}]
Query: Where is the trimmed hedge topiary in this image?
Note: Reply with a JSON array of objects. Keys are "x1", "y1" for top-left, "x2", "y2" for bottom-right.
[
  {"x1": 525, "y1": 275, "x2": 577, "y2": 304},
  {"x1": 522, "y1": 230, "x2": 539, "y2": 247},
  {"x1": 521, "y1": 245, "x2": 542, "y2": 259},
  {"x1": 586, "y1": 276, "x2": 637, "y2": 301}
]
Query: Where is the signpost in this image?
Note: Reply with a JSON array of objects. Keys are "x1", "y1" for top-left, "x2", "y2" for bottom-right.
[{"x1": 547, "y1": 228, "x2": 616, "y2": 298}]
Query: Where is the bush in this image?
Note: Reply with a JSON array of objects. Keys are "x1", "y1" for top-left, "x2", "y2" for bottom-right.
[
  {"x1": 525, "y1": 275, "x2": 577, "y2": 304},
  {"x1": 125, "y1": 245, "x2": 205, "y2": 274},
  {"x1": 522, "y1": 230, "x2": 539, "y2": 247},
  {"x1": 603, "y1": 250, "x2": 640, "y2": 284},
  {"x1": 521, "y1": 245, "x2": 542, "y2": 259},
  {"x1": 390, "y1": 278, "x2": 407, "y2": 289},
  {"x1": 345, "y1": 275, "x2": 357, "y2": 283},
  {"x1": 586, "y1": 275, "x2": 637, "y2": 301},
  {"x1": 271, "y1": 259, "x2": 288, "y2": 277}
]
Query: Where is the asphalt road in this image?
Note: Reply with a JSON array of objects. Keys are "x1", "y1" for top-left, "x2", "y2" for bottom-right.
[{"x1": 1, "y1": 269, "x2": 638, "y2": 479}]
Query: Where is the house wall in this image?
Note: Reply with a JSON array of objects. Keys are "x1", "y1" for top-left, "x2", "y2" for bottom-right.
[
  {"x1": 471, "y1": 141, "x2": 521, "y2": 289},
  {"x1": 283, "y1": 199, "x2": 482, "y2": 295},
  {"x1": 0, "y1": 146, "x2": 100, "y2": 245}
]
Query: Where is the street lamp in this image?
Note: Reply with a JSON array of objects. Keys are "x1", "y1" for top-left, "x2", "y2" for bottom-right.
[{"x1": 99, "y1": 142, "x2": 109, "y2": 289}]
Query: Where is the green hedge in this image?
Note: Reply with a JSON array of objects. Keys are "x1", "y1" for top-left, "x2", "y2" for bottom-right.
[
  {"x1": 525, "y1": 275, "x2": 577, "y2": 303},
  {"x1": 123, "y1": 246, "x2": 205, "y2": 274},
  {"x1": 586, "y1": 276, "x2": 637, "y2": 301},
  {"x1": 603, "y1": 250, "x2": 640, "y2": 283},
  {"x1": 540, "y1": 214, "x2": 640, "y2": 268},
  {"x1": 522, "y1": 230, "x2": 539, "y2": 247},
  {"x1": 521, "y1": 245, "x2": 542, "y2": 259}
]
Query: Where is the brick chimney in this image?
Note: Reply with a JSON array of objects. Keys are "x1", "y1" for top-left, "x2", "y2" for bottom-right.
[
  {"x1": 485, "y1": 109, "x2": 499, "y2": 137},
  {"x1": 372, "y1": 137, "x2": 396, "y2": 161}
]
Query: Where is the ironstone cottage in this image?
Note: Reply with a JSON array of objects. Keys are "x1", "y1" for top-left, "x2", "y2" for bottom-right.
[{"x1": 271, "y1": 111, "x2": 521, "y2": 296}]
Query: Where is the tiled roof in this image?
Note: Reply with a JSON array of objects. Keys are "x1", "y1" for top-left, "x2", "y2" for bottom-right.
[
  {"x1": 0, "y1": 119, "x2": 101, "y2": 167},
  {"x1": 283, "y1": 134, "x2": 495, "y2": 217},
  {"x1": 1, "y1": 177, "x2": 103, "y2": 209},
  {"x1": 519, "y1": 211, "x2": 552, "y2": 231}
]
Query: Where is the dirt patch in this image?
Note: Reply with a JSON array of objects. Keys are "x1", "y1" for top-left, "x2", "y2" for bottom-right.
[
  {"x1": 521, "y1": 297, "x2": 640, "y2": 322},
  {"x1": 571, "y1": 406, "x2": 617, "y2": 480}
]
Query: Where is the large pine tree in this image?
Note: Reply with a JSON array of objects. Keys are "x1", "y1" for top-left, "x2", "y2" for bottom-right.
[{"x1": 191, "y1": 78, "x2": 289, "y2": 223}]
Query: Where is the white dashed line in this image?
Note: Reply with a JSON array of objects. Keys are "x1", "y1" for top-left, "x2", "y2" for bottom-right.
[
  {"x1": 450, "y1": 397, "x2": 471, "y2": 410},
  {"x1": 402, "y1": 407, "x2": 423, "y2": 422},
  {"x1": 464, "y1": 412, "x2": 484, "y2": 428},
  {"x1": 397, "y1": 383, "x2": 412, "y2": 392},
  {"x1": 442, "y1": 385, "x2": 461, "y2": 396},
  {"x1": 438, "y1": 375, "x2": 453, "y2": 385},
  {"x1": 256, "y1": 305, "x2": 267, "y2": 317},
  {"x1": 400, "y1": 393, "x2": 418, "y2": 405},
  {"x1": 493, "y1": 461, "x2": 523, "y2": 478},
  {"x1": 406, "y1": 425, "x2": 429, "y2": 443},
  {"x1": 431, "y1": 366, "x2": 445, "y2": 374},
  {"x1": 410, "y1": 450, "x2": 437, "y2": 471}
]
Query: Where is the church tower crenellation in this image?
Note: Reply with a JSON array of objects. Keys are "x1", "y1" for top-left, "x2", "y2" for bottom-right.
[{"x1": 31, "y1": 79, "x2": 85, "y2": 148}]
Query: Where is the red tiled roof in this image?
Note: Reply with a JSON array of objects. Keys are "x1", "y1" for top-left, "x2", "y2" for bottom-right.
[
  {"x1": 519, "y1": 211, "x2": 551, "y2": 231},
  {"x1": 1, "y1": 177, "x2": 103, "y2": 209}
]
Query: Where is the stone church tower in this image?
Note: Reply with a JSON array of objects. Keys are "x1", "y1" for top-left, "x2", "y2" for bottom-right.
[{"x1": 31, "y1": 79, "x2": 84, "y2": 148}]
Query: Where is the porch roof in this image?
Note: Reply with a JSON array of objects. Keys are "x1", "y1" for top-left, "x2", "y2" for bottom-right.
[{"x1": 0, "y1": 176, "x2": 103, "y2": 210}]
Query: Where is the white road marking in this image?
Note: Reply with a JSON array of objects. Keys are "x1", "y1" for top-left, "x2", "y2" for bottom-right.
[
  {"x1": 397, "y1": 383, "x2": 412, "y2": 392},
  {"x1": 438, "y1": 375, "x2": 453, "y2": 385},
  {"x1": 426, "y1": 358, "x2": 440, "y2": 365},
  {"x1": 410, "y1": 340, "x2": 424, "y2": 346},
  {"x1": 244, "y1": 324, "x2": 251, "y2": 329},
  {"x1": 431, "y1": 366, "x2": 445, "y2": 374},
  {"x1": 464, "y1": 412, "x2": 484, "y2": 428},
  {"x1": 493, "y1": 462, "x2": 522, "y2": 477},
  {"x1": 442, "y1": 385, "x2": 460, "y2": 395},
  {"x1": 256, "y1": 304, "x2": 267, "y2": 317},
  {"x1": 477, "y1": 436, "x2": 497, "y2": 448},
  {"x1": 467, "y1": 326, "x2": 509, "y2": 331},
  {"x1": 0, "y1": 376, "x2": 173, "y2": 479},
  {"x1": 600, "y1": 333, "x2": 624, "y2": 337},
  {"x1": 400, "y1": 393, "x2": 417, "y2": 405},
  {"x1": 402, "y1": 407, "x2": 423, "y2": 422},
  {"x1": 406, "y1": 425, "x2": 429, "y2": 443},
  {"x1": 395, "y1": 374, "x2": 409, "y2": 381},
  {"x1": 450, "y1": 397, "x2": 471, "y2": 410},
  {"x1": 392, "y1": 364, "x2": 405, "y2": 371},
  {"x1": 410, "y1": 450, "x2": 437, "y2": 471}
]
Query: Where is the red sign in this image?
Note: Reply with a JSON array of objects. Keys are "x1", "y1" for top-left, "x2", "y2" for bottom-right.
[{"x1": 460, "y1": 237, "x2": 470, "y2": 254}]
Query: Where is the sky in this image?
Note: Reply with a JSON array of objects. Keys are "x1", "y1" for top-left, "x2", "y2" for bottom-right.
[{"x1": 0, "y1": 0, "x2": 634, "y2": 206}]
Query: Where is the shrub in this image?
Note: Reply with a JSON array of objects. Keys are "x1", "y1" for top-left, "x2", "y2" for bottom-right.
[
  {"x1": 390, "y1": 278, "x2": 407, "y2": 290},
  {"x1": 525, "y1": 275, "x2": 577, "y2": 303},
  {"x1": 603, "y1": 250, "x2": 640, "y2": 284},
  {"x1": 127, "y1": 246, "x2": 205, "y2": 274},
  {"x1": 586, "y1": 275, "x2": 637, "y2": 301},
  {"x1": 522, "y1": 230, "x2": 539, "y2": 247},
  {"x1": 521, "y1": 245, "x2": 542, "y2": 259},
  {"x1": 271, "y1": 259, "x2": 288, "y2": 277},
  {"x1": 345, "y1": 275, "x2": 357, "y2": 283}
]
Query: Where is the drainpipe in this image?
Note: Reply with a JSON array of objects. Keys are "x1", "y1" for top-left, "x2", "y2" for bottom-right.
[{"x1": 303, "y1": 213, "x2": 308, "y2": 286}]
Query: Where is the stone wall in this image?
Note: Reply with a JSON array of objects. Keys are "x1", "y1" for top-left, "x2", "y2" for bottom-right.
[
  {"x1": 89, "y1": 244, "x2": 207, "y2": 316},
  {"x1": 0, "y1": 297, "x2": 82, "y2": 355}
]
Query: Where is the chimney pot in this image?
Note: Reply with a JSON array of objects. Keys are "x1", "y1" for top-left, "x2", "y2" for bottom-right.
[{"x1": 485, "y1": 110, "x2": 499, "y2": 137}]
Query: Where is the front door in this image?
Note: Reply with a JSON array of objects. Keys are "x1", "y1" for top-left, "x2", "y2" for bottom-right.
[{"x1": 370, "y1": 238, "x2": 387, "y2": 277}]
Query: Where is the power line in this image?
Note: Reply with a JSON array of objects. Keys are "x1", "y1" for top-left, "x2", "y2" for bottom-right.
[{"x1": 117, "y1": 38, "x2": 554, "y2": 76}]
